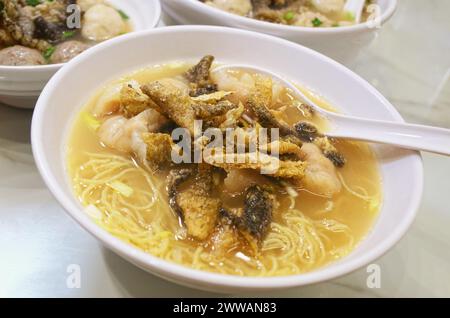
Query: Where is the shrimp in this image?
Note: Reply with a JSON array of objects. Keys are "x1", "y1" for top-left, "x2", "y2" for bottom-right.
[
  {"x1": 92, "y1": 80, "x2": 150, "y2": 118},
  {"x1": 211, "y1": 69, "x2": 256, "y2": 103},
  {"x1": 299, "y1": 143, "x2": 341, "y2": 196},
  {"x1": 97, "y1": 109, "x2": 168, "y2": 163}
]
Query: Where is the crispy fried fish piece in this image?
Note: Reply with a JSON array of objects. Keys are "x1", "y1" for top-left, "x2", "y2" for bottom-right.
[
  {"x1": 241, "y1": 184, "x2": 274, "y2": 241},
  {"x1": 313, "y1": 136, "x2": 346, "y2": 167},
  {"x1": 248, "y1": 77, "x2": 345, "y2": 167},
  {"x1": 193, "y1": 100, "x2": 236, "y2": 119},
  {"x1": 250, "y1": 0, "x2": 289, "y2": 23},
  {"x1": 205, "y1": 151, "x2": 306, "y2": 181},
  {"x1": 167, "y1": 165, "x2": 221, "y2": 240},
  {"x1": 260, "y1": 140, "x2": 303, "y2": 158},
  {"x1": 142, "y1": 133, "x2": 174, "y2": 170},
  {"x1": 210, "y1": 217, "x2": 241, "y2": 256},
  {"x1": 184, "y1": 55, "x2": 218, "y2": 97},
  {"x1": 120, "y1": 83, "x2": 161, "y2": 118},
  {"x1": 2, "y1": 0, "x2": 51, "y2": 51},
  {"x1": 295, "y1": 122, "x2": 346, "y2": 167},
  {"x1": 251, "y1": 0, "x2": 272, "y2": 11},
  {"x1": 142, "y1": 80, "x2": 197, "y2": 134},
  {"x1": 185, "y1": 55, "x2": 214, "y2": 84},
  {"x1": 0, "y1": 29, "x2": 16, "y2": 47},
  {"x1": 247, "y1": 77, "x2": 297, "y2": 137},
  {"x1": 142, "y1": 80, "x2": 237, "y2": 134},
  {"x1": 220, "y1": 184, "x2": 274, "y2": 241}
]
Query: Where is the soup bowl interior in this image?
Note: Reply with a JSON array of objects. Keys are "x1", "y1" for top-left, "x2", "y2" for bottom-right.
[
  {"x1": 31, "y1": 26, "x2": 422, "y2": 293},
  {"x1": 0, "y1": 0, "x2": 161, "y2": 109}
]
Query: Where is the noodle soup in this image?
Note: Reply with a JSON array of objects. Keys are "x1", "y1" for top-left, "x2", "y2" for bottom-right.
[
  {"x1": 200, "y1": 0, "x2": 375, "y2": 28},
  {"x1": 67, "y1": 56, "x2": 381, "y2": 276}
]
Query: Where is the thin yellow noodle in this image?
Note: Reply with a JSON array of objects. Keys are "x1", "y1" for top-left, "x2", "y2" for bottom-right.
[
  {"x1": 337, "y1": 172, "x2": 372, "y2": 201},
  {"x1": 71, "y1": 152, "x2": 361, "y2": 277}
]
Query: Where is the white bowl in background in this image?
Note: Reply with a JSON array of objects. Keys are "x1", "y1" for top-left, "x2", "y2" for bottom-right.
[
  {"x1": 0, "y1": 0, "x2": 161, "y2": 109},
  {"x1": 32, "y1": 26, "x2": 422, "y2": 293},
  {"x1": 162, "y1": 0, "x2": 397, "y2": 65}
]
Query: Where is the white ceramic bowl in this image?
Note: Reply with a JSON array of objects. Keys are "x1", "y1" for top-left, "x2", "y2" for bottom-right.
[
  {"x1": 0, "y1": 0, "x2": 161, "y2": 109},
  {"x1": 32, "y1": 26, "x2": 423, "y2": 293},
  {"x1": 162, "y1": 0, "x2": 397, "y2": 64}
]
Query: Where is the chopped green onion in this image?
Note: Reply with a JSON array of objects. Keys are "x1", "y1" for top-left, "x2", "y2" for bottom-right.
[
  {"x1": 312, "y1": 17, "x2": 323, "y2": 27},
  {"x1": 117, "y1": 9, "x2": 129, "y2": 20},
  {"x1": 283, "y1": 11, "x2": 295, "y2": 21},
  {"x1": 85, "y1": 205, "x2": 103, "y2": 220},
  {"x1": 62, "y1": 30, "x2": 76, "y2": 39},
  {"x1": 82, "y1": 112, "x2": 101, "y2": 131},
  {"x1": 107, "y1": 181, "x2": 134, "y2": 197},
  {"x1": 43, "y1": 46, "x2": 55, "y2": 60},
  {"x1": 26, "y1": 0, "x2": 41, "y2": 6},
  {"x1": 345, "y1": 11, "x2": 355, "y2": 21}
]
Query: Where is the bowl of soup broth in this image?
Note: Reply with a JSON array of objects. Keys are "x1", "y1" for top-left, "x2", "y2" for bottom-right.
[
  {"x1": 31, "y1": 26, "x2": 422, "y2": 293},
  {"x1": 0, "y1": 0, "x2": 161, "y2": 108},
  {"x1": 162, "y1": 0, "x2": 397, "y2": 64}
]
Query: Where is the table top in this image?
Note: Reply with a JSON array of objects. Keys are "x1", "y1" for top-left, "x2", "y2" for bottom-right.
[{"x1": 1, "y1": 0, "x2": 449, "y2": 297}]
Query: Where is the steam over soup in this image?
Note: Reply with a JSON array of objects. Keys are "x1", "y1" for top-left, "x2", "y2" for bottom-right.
[
  {"x1": 67, "y1": 56, "x2": 382, "y2": 276},
  {"x1": 201, "y1": 0, "x2": 375, "y2": 27}
]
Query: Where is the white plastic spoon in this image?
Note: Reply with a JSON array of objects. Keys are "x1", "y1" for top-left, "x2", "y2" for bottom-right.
[
  {"x1": 213, "y1": 65, "x2": 450, "y2": 156},
  {"x1": 344, "y1": 0, "x2": 366, "y2": 24}
]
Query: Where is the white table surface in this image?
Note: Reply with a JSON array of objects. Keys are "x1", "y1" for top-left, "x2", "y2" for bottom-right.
[{"x1": 1, "y1": 0, "x2": 449, "y2": 297}]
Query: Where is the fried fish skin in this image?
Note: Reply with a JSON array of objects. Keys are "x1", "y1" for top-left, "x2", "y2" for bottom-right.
[
  {"x1": 247, "y1": 76, "x2": 297, "y2": 137},
  {"x1": 142, "y1": 80, "x2": 197, "y2": 134},
  {"x1": 142, "y1": 133, "x2": 174, "y2": 170},
  {"x1": 219, "y1": 184, "x2": 275, "y2": 242},
  {"x1": 120, "y1": 83, "x2": 161, "y2": 118},
  {"x1": 167, "y1": 165, "x2": 221, "y2": 240},
  {"x1": 184, "y1": 55, "x2": 218, "y2": 97},
  {"x1": 205, "y1": 151, "x2": 306, "y2": 181}
]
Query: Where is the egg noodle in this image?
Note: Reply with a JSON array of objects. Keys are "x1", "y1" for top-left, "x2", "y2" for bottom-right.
[{"x1": 72, "y1": 152, "x2": 371, "y2": 276}]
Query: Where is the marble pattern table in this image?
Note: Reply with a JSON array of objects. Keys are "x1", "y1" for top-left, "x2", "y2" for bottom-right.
[{"x1": 0, "y1": 0, "x2": 449, "y2": 297}]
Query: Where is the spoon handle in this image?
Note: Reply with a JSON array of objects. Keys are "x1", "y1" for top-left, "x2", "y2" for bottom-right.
[
  {"x1": 344, "y1": 0, "x2": 366, "y2": 24},
  {"x1": 329, "y1": 115, "x2": 450, "y2": 156}
]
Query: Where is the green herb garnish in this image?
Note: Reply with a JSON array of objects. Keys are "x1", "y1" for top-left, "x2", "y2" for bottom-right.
[
  {"x1": 43, "y1": 46, "x2": 55, "y2": 60},
  {"x1": 117, "y1": 9, "x2": 129, "y2": 20},
  {"x1": 344, "y1": 11, "x2": 355, "y2": 21},
  {"x1": 62, "y1": 30, "x2": 76, "y2": 39},
  {"x1": 283, "y1": 11, "x2": 295, "y2": 21},
  {"x1": 26, "y1": 0, "x2": 41, "y2": 6},
  {"x1": 312, "y1": 17, "x2": 323, "y2": 27}
]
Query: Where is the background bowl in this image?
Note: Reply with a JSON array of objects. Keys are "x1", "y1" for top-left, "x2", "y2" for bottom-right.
[
  {"x1": 32, "y1": 26, "x2": 423, "y2": 293},
  {"x1": 0, "y1": 0, "x2": 161, "y2": 109},
  {"x1": 162, "y1": 0, "x2": 397, "y2": 65}
]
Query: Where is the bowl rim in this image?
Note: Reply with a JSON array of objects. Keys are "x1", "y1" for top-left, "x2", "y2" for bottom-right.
[
  {"x1": 0, "y1": 0, "x2": 161, "y2": 73},
  {"x1": 172, "y1": 0, "x2": 397, "y2": 34},
  {"x1": 31, "y1": 25, "x2": 423, "y2": 291}
]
